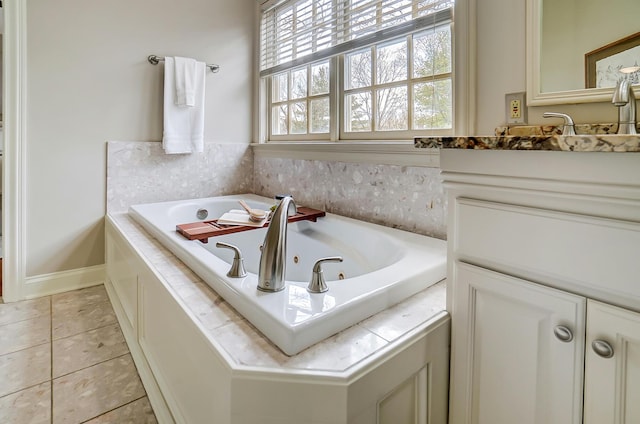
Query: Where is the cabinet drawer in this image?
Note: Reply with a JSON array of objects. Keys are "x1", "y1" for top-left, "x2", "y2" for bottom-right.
[{"x1": 454, "y1": 198, "x2": 640, "y2": 305}]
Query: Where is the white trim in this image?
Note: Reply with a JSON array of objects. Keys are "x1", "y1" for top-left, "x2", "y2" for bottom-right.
[
  {"x1": 23, "y1": 265, "x2": 106, "y2": 299},
  {"x1": 524, "y1": 0, "x2": 638, "y2": 106},
  {"x1": 2, "y1": 0, "x2": 27, "y2": 302},
  {"x1": 454, "y1": 0, "x2": 476, "y2": 135},
  {"x1": 251, "y1": 141, "x2": 440, "y2": 167}
]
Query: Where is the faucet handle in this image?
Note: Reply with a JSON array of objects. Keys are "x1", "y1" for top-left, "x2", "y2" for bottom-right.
[
  {"x1": 215, "y1": 242, "x2": 247, "y2": 278},
  {"x1": 543, "y1": 112, "x2": 576, "y2": 136},
  {"x1": 307, "y1": 256, "x2": 343, "y2": 293}
]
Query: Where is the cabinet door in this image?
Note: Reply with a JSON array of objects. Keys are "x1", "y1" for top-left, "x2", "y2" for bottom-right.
[
  {"x1": 584, "y1": 300, "x2": 640, "y2": 424},
  {"x1": 450, "y1": 262, "x2": 586, "y2": 424}
]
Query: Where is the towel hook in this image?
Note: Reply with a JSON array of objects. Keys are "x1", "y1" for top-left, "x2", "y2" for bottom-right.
[{"x1": 147, "y1": 55, "x2": 220, "y2": 73}]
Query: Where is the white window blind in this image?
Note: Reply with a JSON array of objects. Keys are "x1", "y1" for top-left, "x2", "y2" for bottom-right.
[{"x1": 260, "y1": 0, "x2": 453, "y2": 77}]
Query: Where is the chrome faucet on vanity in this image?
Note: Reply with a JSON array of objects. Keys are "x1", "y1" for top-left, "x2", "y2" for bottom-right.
[
  {"x1": 612, "y1": 78, "x2": 638, "y2": 135},
  {"x1": 258, "y1": 195, "x2": 297, "y2": 292}
]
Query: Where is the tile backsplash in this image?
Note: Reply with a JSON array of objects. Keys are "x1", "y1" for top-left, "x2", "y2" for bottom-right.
[
  {"x1": 107, "y1": 141, "x2": 253, "y2": 213},
  {"x1": 107, "y1": 141, "x2": 446, "y2": 239},
  {"x1": 254, "y1": 157, "x2": 446, "y2": 239}
]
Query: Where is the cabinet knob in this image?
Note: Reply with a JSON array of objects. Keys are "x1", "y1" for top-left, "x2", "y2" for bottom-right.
[
  {"x1": 553, "y1": 325, "x2": 574, "y2": 342},
  {"x1": 592, "y1": 340, "x2": 614, "y2": 359}
]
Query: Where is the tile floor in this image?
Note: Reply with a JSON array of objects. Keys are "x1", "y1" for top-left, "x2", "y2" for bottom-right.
[{"x1": 0, "y1": 285, "x2": 157, "y2": 423}]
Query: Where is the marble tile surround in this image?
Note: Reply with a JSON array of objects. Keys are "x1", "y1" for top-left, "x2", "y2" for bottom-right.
[
  {"x1": 254, "y1": 157, "x2": 447, "y2": 239},
  {"x1": 107, "y1": 141, "x2": 254, "y2": 213},
  {"x1": 107, "y1": 141, "x2": 447, "y2": 239}
]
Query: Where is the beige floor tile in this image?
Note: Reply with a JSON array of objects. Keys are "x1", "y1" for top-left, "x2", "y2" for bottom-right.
[
  {"x1": 52, "y1": 285, "x2": 109, "y2": 313},
  {"x1": 52, "y1": 300, "x2": 117, "y2": 340},
  {"x1": 52, "y1": 354, "x2": 146, "y2": 424},
  {"x1": 53, "y1": 322, "x2": 129, "y2": 378},
  {"x1": 0, "y1": 315, "x2": 51, "y2": 356},
  {"x1": 0, "y1": 297, "x2": 50, "y2": 326},
  {"x1": 0, "y1": 381, "x2": 51, "y2": 424},
  {"x1": 84, "y1": 397, "x2": 157, "y2": 424},
  {"x1": 0, "y1": 343, "x2": 51, "y2": 398}
]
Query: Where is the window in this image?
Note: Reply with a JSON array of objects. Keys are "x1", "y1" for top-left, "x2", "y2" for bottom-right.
[
  {"x1": 259, "y1": 0, "x2": 454, "y2": 142},
  {"x1": 271, "y1": 61, "x2": 331, "y2": 136}
]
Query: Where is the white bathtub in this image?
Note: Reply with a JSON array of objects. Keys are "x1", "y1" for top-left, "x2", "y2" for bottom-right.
[{"x1": 129, "y1": 194, "x2": 446, "y2": 355}]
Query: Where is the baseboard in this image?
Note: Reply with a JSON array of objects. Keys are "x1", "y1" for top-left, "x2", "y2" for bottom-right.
[{"x1": 23, "y1": 264, "x2": 106, "y2": 299}]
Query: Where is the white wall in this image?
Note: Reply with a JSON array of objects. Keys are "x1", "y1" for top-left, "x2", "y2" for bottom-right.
[
  {"x1": 476, "y1": 0, "x2": 623, "y2": 135},
  {"x1": 20, "y1": 0, "x2": 627, "y2": 280},
  {"x1": 25, "y1": 0, "x2": 255, "y2": 277}
]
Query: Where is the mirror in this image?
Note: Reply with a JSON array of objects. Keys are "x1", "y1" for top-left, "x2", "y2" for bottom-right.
[{"x1": 527, "y1": 0, "x2": 640, "y2": 106}]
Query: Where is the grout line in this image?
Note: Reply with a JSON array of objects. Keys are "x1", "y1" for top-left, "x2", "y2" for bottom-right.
[
  {"x1": 77, "y1": 395, "x2": 148, "y2": 424},
  {"x1": 0, "y1": 310, "x2": 51, "y2": 330},
  {"x1": 50, "y1": 311, "x2": 118, "y2": 342},
  {"x1": 0, "y1": 339, "x2": 52, "y2": 358},
  {"x1": 51, "y1": 320, "x2": 122, "y2": 344},
  {"x1": 0, "y1": 311, "x2": 50, "y2": 327},
  {"x1": 0, "y1": 379, "x2": 50, "y2": 400},
  {"x1": 51, "y1": 351, "x2": 131, "y2": 381}
]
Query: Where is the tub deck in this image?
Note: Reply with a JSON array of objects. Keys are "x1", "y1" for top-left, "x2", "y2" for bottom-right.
[
  {"x1": 108, "y1": 212, "x2": 447, "y2": 371},
  {"x1": 128, "y1": 194, "x2": 447, "y2": 355}
]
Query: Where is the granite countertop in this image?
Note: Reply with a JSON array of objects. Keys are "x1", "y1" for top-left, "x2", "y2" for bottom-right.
[
  {"x1": 109, "y1": 213, "x2": 447, "y2": 375},
  {"x1": 414, "y1": 134, "x2": 640, "y2": 152}
]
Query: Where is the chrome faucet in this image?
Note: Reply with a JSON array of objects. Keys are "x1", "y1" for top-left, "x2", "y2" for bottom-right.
[
  {"x1": 612, "y1": 79, "x2": 637, "y2": 135},
  {"x1": 257, "y1": 196, "x2": 297, "y2": 292}
]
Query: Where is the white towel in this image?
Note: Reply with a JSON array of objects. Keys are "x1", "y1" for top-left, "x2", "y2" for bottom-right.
[
  {"x1": 162, "y1": 56, "x2": 206, "y2": 154},
  {"x1": 174, "y1": 56, "x2": 196, "y2": 107},
  {"x1": 217, "y1": 210, "x2": 267, "y2": 227}
]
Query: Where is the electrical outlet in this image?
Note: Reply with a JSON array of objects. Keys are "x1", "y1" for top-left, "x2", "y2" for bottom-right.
[
  {"x1": 510, "y1": 99, "x2": 521, "y2": 119},
  {"x1": 505, "y1": 92, "x2": 527, "y2": 124}
]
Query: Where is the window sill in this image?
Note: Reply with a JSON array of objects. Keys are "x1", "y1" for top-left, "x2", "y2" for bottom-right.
[{"x1": 250, "y1": 141, "x2": 440, "y2": 168}]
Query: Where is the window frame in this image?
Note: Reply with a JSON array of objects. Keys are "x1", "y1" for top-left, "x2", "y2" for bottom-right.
[
  {"x1": 255, "y1": 0, "x2": 475, "y2": 155},
  {"x1": 267, "y1": 58, "x2": 337, "y2": 142},
  {"x1": 339, "y1": 26, "x2": 454, "y2": 141}
]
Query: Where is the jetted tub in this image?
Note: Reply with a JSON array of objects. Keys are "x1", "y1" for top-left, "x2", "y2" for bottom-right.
[{"x1": 129, "y1": 194, "x2": 446, "y2": 355}]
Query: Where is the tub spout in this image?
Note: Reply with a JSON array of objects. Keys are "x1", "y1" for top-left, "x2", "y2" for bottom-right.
[{"x1": 258, "y1": 196, "x2": 297, "y2": 292}]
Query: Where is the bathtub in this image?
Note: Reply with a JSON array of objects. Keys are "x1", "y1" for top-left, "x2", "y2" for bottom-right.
[{"x1": 129, "y1": 194, "x2": 446, "y2": 355}]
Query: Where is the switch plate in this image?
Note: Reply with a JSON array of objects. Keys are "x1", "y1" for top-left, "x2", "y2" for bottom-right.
[{"x1": 505, "y1": 92, "x2": 527, "y2": 124}]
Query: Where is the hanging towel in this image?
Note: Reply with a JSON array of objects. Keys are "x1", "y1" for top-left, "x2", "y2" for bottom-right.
[
  {"x1": 174, "y1": 56, "x2": 196, "y2": 107},
  {"x1": 162, "y1": 56, "x2": 206, "y2": 154}
]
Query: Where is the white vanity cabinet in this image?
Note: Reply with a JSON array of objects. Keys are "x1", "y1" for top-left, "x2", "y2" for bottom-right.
[
  {"x1": 451, "y1": 262, "x2": 586, "y2": 424},
  {"x1": 441, "y1": 150, "x2": 640, "y2": 424},
  {"x1": 584, "y1": 300, "x2": 640, "y2": 424}
]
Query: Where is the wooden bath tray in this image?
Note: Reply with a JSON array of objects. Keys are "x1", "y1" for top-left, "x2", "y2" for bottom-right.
[{"x1": 176, "y1": 207, "x2": 326, "y2": 243}]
